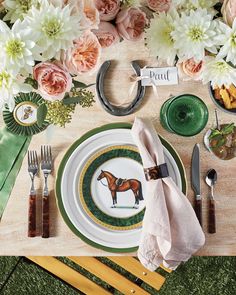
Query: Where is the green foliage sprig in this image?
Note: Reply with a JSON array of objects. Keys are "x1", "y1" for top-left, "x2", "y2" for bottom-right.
[
  {"x1": 209, "y1": 123, "x2": 235, "y2": 149},
  {"x1": 36, "y1": 80, "x2": 95, "y2": 128}
]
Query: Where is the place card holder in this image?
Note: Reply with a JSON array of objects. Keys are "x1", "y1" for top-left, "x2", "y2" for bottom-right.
[{"x1": 144, "y1": 163, "x2": 169, "y2": 181}]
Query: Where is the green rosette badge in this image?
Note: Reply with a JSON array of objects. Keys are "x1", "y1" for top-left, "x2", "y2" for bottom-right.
[{"x1": 3, "y1": 92, "x2": 49, "y2": 137}]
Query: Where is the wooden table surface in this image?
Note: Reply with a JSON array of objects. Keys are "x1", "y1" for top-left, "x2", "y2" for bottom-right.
[{"x1": 0, "y1": 39, "x2": 236, "y2": 256}]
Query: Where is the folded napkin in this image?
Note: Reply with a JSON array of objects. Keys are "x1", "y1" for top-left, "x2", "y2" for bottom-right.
[
  {"x1": 131, "y1": 118, "x2": 205, "y2": 271},
  {"x1": 0, "y1": 127, "x2": 31, "y2": 218}
]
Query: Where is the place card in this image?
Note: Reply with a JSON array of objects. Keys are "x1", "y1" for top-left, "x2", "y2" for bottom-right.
[{"x1": 140, "y1": 67, "x2": 179, "y2": 86}]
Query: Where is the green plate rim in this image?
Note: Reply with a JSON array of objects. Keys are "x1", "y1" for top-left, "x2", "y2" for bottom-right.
[
  {"x1": 55, "y1": 122, "x2": 187, "y2": 253},
  {"x1": 81, "y1": 146, "x2": 145, "y2": 229}
]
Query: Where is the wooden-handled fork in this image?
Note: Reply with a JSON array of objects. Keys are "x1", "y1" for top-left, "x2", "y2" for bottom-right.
[
  {"x1": 27, "y1": 150, "x2": 38, "y2": 237},
  {"x1": 41, "y1": 145, "x2": 52, "y2": 238}
]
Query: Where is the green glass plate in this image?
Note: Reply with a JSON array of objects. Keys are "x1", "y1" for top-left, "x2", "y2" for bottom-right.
[
  {"x1": 79, "y1": 145, "x2": 145, "y2": 231},
  {"x1": 160, "y1": 94, "x2": 209, "y2": 137}
]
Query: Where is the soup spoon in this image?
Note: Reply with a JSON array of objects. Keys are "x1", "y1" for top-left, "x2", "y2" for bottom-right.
[{"x1": 205, "y1": 169, "x2": 217, "y2": 234}]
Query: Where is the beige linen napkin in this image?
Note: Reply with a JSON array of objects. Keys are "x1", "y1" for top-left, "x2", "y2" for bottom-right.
[{"x1": 131, "y1": 118, "x2": 205, "y2": 271}]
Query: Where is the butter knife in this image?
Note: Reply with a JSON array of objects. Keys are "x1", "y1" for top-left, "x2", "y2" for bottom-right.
[{"x1": 191, "y1": 144, "x2": 202, "y2": 226}]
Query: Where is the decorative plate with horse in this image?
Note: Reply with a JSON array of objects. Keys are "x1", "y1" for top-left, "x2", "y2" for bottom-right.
[
  {"x1": 79, "y1": 145, "x2": 146, "y2": 231},
  {"x1": 56, "y1": 123, "x2": 187, "y2": 253}
]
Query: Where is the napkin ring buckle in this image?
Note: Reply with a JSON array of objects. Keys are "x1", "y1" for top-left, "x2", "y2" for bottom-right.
[{"x1": 144, "y1": 163, "x2": 169, "y2": 181}]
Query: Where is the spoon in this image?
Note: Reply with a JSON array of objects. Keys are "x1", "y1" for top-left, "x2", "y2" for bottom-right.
[
  {"x1": 215, "y1": 109, "x2": 220, "y2": 130},
  {"x1": 205, "y1": 169, "x2": 217, "y2": 234}
]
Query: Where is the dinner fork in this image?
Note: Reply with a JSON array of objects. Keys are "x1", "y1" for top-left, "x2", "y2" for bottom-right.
[
  {"x1": 27, "y1": 150, "x2": 38, "y2": 237},
  {"x1": 41, "y1": 145, "x2": 52, "y2": 238}
]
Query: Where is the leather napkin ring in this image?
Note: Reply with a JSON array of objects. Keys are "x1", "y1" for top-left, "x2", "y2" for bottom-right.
[{"x1": 144, "y1": 163, "x2": 169, "y2": 181}]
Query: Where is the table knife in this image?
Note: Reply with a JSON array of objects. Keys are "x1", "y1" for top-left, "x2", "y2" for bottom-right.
[{"x1": 191, "y1": 144, "x2": 202, "y2": 226}]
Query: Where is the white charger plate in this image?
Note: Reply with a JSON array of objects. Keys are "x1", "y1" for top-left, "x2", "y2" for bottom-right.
[{"x1": 56, "y1": 123, "x2": 187, "y2": 253}]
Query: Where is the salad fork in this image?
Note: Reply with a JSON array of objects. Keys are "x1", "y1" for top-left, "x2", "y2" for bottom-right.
[
  {"x1": 27, "y1": 150, "x2": 38, "y2": 237},
  {"x1": 41, "y1": 145, "x2": 52, "y2": 238}
]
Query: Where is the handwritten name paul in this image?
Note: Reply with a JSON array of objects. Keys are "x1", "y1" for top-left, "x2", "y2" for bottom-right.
[
  {"x1": 141, "y1": 67, "x2": 179, "y2": 86},
  {"x1": 150, "y1": 70, "x2": 170, "y2": 81}
]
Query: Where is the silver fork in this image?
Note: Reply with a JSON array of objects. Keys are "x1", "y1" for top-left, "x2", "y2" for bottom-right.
[
  {"x1": 41, "y1": 145, "x2": 53, "y2": 238},
  {"x1": 27, "y1": 150, "x2": 39, "y2": 237}
]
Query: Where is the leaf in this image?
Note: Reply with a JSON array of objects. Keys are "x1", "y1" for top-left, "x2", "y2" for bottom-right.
[
  {"x1": 221, "y1": 123, "x2": 235, "y2": 135},
  {"x1": 209, "y1": 129, "x2": 221, "y2": 140},
  {"x1": 72, "y1": 80, "x2": 95, "y2": 89},
  {"x1": 24, "y1": 77, "x2": 38, "y2": 89},
  {"x1": 210, "y1": 138, "x2": 226, "y2": 150},
  {"x1": 37, "y1": 103, "x2": 47, "y2": 127},
  {"x1": 62, "y1": 95, "x2": 82, "y2": 105}
]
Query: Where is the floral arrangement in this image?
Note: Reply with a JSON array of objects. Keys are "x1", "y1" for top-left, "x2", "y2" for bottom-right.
[
  {"x1": 145, "y1": 0, "x2": 236, "y2": 90},
  {"x1": 93, "y1": 0, "x2": 147, "y2": 47},
  {"x1": 2, "y1": 0, "x2": 236, "y2": 129},
  {"x1": 0, "y1": 0, "x2": 148, "y2": 128}
]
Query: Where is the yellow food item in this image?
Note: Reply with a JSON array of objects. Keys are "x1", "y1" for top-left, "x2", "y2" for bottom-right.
[
  {"x1": 214, "y1": 84, "x2": 236, "y2": 109},
  {"x1": 220, "y1": 89, "x2": 232, "y2": 109},
  {"x1": 231, "y1": 101, "x2": 236, "y2": 108},
  {"x1": 213, "y1": 87, "x2": 222, "y2": 100},
  {"x1": 227, "y1": 84, "x2": 236, "y2": 99}
]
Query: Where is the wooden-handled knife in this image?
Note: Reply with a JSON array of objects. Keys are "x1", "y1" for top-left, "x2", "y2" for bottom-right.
[{"x1": 191, "y1": 144, "x2": 202, "y2": 226}]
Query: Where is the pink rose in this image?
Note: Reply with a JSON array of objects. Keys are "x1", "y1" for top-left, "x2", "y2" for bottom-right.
[
  {"x1": 116, "y1": 7, "x2": 147, "y2": 41},
  {"x1": 92, "y1": 21, "x2": 120, "y2": 48},
  {"x1": 33, "y1": 62, "x2": 72, "y2": 101},
  {"x1": 177, "y1": 58, "x2": 204, "y2": 81},
  {"x1": 61, "y1": 30, "x2": 101, "y2": 75},
  {"x1": 221, "y1": 0, "x2": 236, "y2": 27},
  {"x1": 95, "y1": 0, "x2": 120, "y2": 21},
  {"x1": 147, "y1": 0, "x2": 171, "y2": 13},
  {"x1": 81, "y1": 0, "x2": 100, "y2": 30}
]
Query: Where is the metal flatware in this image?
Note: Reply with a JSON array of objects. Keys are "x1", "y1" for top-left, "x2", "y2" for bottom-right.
[
  {"x1": 41, "y1": 145, "x2": 52, "y2": 238},
  {"x1": 191, "y1": 144, "x2": 202, "y2": 226},
  {"x1": 206, "y1": 169, "x2": 217, "y2": 234},
  {"x1": 215, "y1": 109, "x2": 220, "y2": 130},
  {"x1": 27, "y1": 150, "x2": 39, "y2": 237}
]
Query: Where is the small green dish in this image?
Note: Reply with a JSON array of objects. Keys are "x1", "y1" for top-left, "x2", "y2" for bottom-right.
[{"x1": 160, "y1": 94, "x2": 209, "y2": 137}]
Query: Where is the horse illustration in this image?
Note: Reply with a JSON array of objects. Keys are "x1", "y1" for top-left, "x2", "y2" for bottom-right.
[{"x1": 97, "y1": 170, "x2": 144, "y2": 208}]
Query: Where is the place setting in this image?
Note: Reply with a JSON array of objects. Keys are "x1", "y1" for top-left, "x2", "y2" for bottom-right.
[
  {"x1": 55, "y1": 120, "x2": 188, "y2": 255},
  {"x1": 0, "y1": 0, "x2": 236, "y2": 271}
]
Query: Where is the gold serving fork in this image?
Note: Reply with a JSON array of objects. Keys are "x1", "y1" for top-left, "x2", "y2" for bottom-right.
[
  {"x1": 27, "y1": 150, "x2": 38, "y2": 237},
  {"x1": 41, "y1": 145, "x2": 52, "y2": 238}
]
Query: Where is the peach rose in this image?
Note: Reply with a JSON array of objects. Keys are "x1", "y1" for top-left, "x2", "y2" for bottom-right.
[
  {"x1": 177, "y1": 58, "x2": 204, "y2": 81},
  {"x1": 147, "y1": 0, "x2": 171, "y2": 13},
  {"x1": 92, "y1": 21, "x2": 120, "y2": 48},
  {"x1": 33, "y1": 62, "x2": 72, "y2": 101},
  {"x1": 116, "y1": 7, "x2": 147, "y2": 41},
  {"x1": 221, "y1": 0, "x2": 236, "y2": 27},
  {"x1": 95, "y1": 0, "x2": 120, "y2": 21},
  {"x1": 61, "y1": 30, "x2": 101, "y2": 75},
  {"x1": 81, "y1": 0, "x2": 100, "y2": 30}
]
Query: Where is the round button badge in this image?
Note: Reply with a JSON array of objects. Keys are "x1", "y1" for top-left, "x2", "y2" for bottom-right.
[{"x1": 13, "y1": 101, "x2": 38, "y2": 127}]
